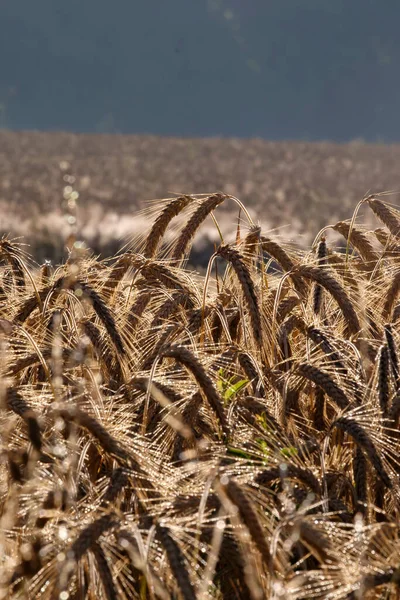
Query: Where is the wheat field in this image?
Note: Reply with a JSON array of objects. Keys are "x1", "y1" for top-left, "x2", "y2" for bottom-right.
[{"x1": 2, "y1": 190, "x2": 400, "y2": 599}]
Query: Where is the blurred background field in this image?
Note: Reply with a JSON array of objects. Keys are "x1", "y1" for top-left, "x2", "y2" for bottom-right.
[{"x1": 1, "y1": 130, "x2": 399, "y2": 264}]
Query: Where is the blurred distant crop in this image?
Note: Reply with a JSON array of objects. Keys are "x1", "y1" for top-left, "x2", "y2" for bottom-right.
[{"x1": 1, "y1": 131, "x2": 400, "y2": 264}]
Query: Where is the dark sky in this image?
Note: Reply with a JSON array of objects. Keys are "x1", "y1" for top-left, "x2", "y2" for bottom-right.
[{"x1": 1, "y1": 0, "x2": 400, "y2": 141}]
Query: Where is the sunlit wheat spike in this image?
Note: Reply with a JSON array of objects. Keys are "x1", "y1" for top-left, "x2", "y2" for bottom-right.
[
  {"x1": 82, "y1": 319, "x2": 123, "y2": 381},
  {"x1": 57, "y1": 406, "x2": 131, "y2": 464},
  {"x1": 367, "y1": 197, "x2": 400, "y2": 238},
  {"x1": 54, "y1": 514, "x2": 118, "y2": 597},
  {"x1": 293, "y1": 263, "x2": 361, "y2": 334},
  {"x1": 378, "y1": 344, "x2": 390, "y2": 414},
  {"x1": 0, "y1": 238, "x2": 27, "y2": 289},
  {"x1": 127, "y1": 288, "x2": 152, "y2": 329},
  {"x1": 6, "y1": 388, "x2": 42, "y2": 451},
  {"x1": 261, "y1": 234, "x2": 307, "y2": 295},
  {"x1": 313, "y1": 236, "x2": 327, "y2": 315},
  {"x1": 77, "y1": 280, "x2": 126, "y2": 356},
  {"x1": 216, "y1": 244, "x2": 262, "y2": 347},
  {"x1": 91, "y1": 543, "x2": 119, "y2": 600},
  {"x1": 13, "y1": 276, "x2": 64, "y2": 322},
  {"x1": 150, "y1": 290, "x2": 193, "y2": 328},
  {"x1": 255, "y1": 464, "x2": 321, "y2": 496},
  {"x1": 72, "y1": 514, "x2": 118, "y2": 561},
  {"x1": 141, "y1": 323, "x2": 179, "y2": 371},
  {"x1": 101, "y1": 468, "x2": 128, "y2": 506},
  {"x1": 144, "y1": 195, "x2": 193, "y2": 258},
  {"x1": 243, "y1": 224, "x2": 261, "y2": 257},
  {"x1": 297, "y1": 520, "x2": 337, "y2": 564},
  {"x1": 133, "y1": 256, "x2": 193, "y2": 295},
  {"x1": 102, "y1": 253, "x2": 132, "y2": 298},
  {"x1": 353, "y1": 446, "x2": 368, "y2": 513},
  {"x1": 260, "y1": 235, "x2": 295, "y2": 272},
  {"x1": 155, "y1": 524, "x2": 197, "y2": 600},
  {"x1": 333, "y1": 416, "x2": 392, "y2": 488},
  {"x1": 223, "y1": 477, "x2": 273, "y2": 571},
  {"x1": 160, "y1": 343, "x2": 229, "y2": 437},
  {"x1": 297, "y1": 362, "x2": 350, "y2": 409},
  {"x1": 384, "y1": 323, "x2": 400, "y2": 388},
  {"x1": 8, "y1": 347, "x2": 72, "y2": 377},
  {"x1": 172, "y1": 192, "x2": 226, "y2": 262},
  {"x1": 276, "y1": 294, "x2": 301, "y2": 323},
  {"x1": 237, "y1": 349, "x2": 265, "y2": 397},
  {"x1": 332, "y1": 220, "x2": 379, "y2": 264},
  {"x1": 306, "y1": 326, "x2": 349, "y2": 374},
  {"x1": 383, "y1": 269, "x2": 400, "y2": 321}
]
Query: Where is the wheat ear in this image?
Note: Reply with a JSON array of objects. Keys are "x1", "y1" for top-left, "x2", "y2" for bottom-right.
[
  {"x1": 382, "y1": 270, "x2": 400, "y2": 321},
  {"x1": 172, "y1": 193, "x2": 226, "y2": 262},
  {"x1": 353, "y1": 446, "x2": 368, "y2": 513},
  {"x1": 367, "y1": 197, "x2": 400, "y2": 238},
  {"x1": 82, "y1": 319, "x2": 123, "y2": 382},
  {"x1": 297, "y1": 362, "x2": 350, "y2": 409},
  {"x1": 332, "y1": 416, "x2": 391, "y2": 488},
  {"x1": 332, "y1": 221, "x2": 379, "y2": 264},
  {"x1": 102, "y1": 253, "x2": 131, "y2": 298},
  {"x1": 243, "y1": 225, "x2": 261, "y2": 258},
  {"x1": 276, "y1": 295, "x2": 301, "y2": 323},
  {"x1": 160, "y1": 344, "x2": 229, "y2": 437},
  {"x1": 6, "y1": 388, "x2": 42, "y2": 451},
  {"x1": 378, "y1": 344, "x2": 390, "y2": 414},
  {"x1": 54, "y1": 513, "x2": 117, "y2": 597},
  {"x1": 127, "y1": 289, "x2": 152, "y2": 330},
  {"x1": 156, "y1": 524, "x2": 196, "y2": 600},
  {"x1": 223, "y1": 478, "x2": 273, "y2": 571},
  {"x1": 0, "y1": 239, "x2": 26, "y2": 288},
  {"x1": 144, "y1": 195, "x2": 192, "y2": 258},
  {"x1": 292, "y1": 265, "x2": 360, "y2": 335},
  {"x1": 255, "y1": 464, "x2": 321, "y2": 496},
  {"x1": 216, "y1": 244, "x2": 262, "y2": 347},
  {"x1": 91, "y1": 542, "x2": 118, "y2": 600},
  {"x1": 313, "y1": 236, "x2": 327, "y2": 315},
  {"x1": 58, "y1": 406, "x2": 130, "y2": 464},
  {"x1": 237, "y1": 350, "x2": 265, "y2": 397},
  {"x1": 384, "y1": 324, "x2": 400, "y2": 388},
  {"x1": 77, "y1": 281, "x2": 125, "y2": 356},
  {"x1": 101, "y1": 468, "x2": 128, "y2": 506}
]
